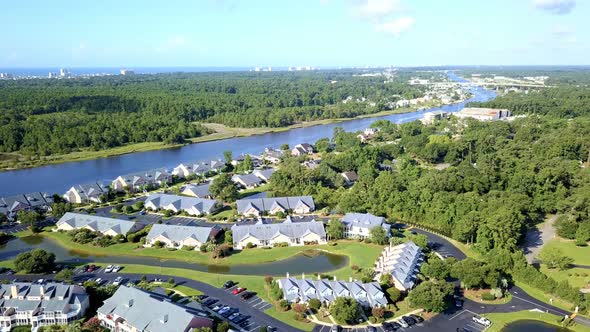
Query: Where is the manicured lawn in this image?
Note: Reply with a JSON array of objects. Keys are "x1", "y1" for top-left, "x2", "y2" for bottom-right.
[
  {"x1": 485, "y1": 310, "x2": 590, "y2": 332},
  {"x1": 543, "y1": 238, "x2": 590, "y2": 266},
  {"x1": 541, "y1": 265, "x2": 590, "y2": 290},
  {"x1": 514, "y1": 281, "x2": 580, "y2": 314},
  {"x1": 238, "y1": 184, "x2": 270, "y2": 199},
  {"x1": 208, "y1": 206, "x2": 235, "y2": 220},
  {"x1": 40, "y1": 231, "x2": 382, "y2": 271}
]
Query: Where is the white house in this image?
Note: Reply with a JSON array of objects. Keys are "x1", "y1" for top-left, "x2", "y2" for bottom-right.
[
  {"x1": 341, "y1": 212, "x2": 391, "y2": 239},
  {"x1": 144, "y1": 193, "x2": 218, "y2": 215},
  {"x1": 231, "y1": 217, "x2": 326, "y2": 249},
  {"x1": 56, "y1": 213, "x2": 146, "y2": 237},
  {"x1": 236, "y1": 196, "x2": 315, "y2": 216},
  {"x1": 111, "y1": 168, "x2": 171, "y2": 192},
  {"x1": 291, "y1": 143, "x2": 314, "y2": 156},
  {"x1": 374, "y1": 241, "x2": 423, "y2": 291},
  {"x1": 0, "y1": 282, "x2": 89, "y2": 331},
  {"x1": 63, "y1": 182, "x2": 106, "y2": 204},
  {"x1": 145, "y1": 224, "x2": 220, "y2": 249}
]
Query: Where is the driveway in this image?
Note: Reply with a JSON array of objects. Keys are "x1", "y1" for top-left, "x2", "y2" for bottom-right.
[{"x1": 522, "y1": 215, "x2": 558, "y2": 264}]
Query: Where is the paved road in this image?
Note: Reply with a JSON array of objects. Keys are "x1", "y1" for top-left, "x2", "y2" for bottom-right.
[
  {"x1": 0, "y1": 219, "x2": 55, "y2": 234},
  {"x1": 522, "y1": 215, "x2": 557, "y2": 264},
  {"x1": 14, "y1": 270, "x2": 298, "y2": 332}
]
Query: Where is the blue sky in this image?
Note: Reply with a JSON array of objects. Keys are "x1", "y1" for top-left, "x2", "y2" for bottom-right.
[{"x1": 1, "y1": 0, "x2": 587, "y2": 67}]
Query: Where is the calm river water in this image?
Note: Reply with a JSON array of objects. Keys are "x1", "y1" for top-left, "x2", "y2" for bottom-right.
[{"x1": 0, "y1": 72, "x2": 496, "y2": 196}]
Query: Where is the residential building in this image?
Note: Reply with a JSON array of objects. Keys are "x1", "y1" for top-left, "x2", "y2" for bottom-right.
[
  {"x1": 340, "y1": 171, "x2": 358, "y2": 184},
  {"x1": 252, "y1": 168, "x2": 276, "y2": 182},
  {"x1": 111, "y1": 168, "x2": 171, "y2": 192},
  {"x1": 420, "y1": 111, "x2": 449, "y2": 125},
  {"x1": 181, "y1": 183, "x2": 212, "y2": 199},
  {"x1": 173, "y1": 160, "x2": 225, "y2": 178},
  {"x1": 98, "y1": 286, "x2": 212, "y2": 332},
  {"x1": 291, "y1": 143, "x2": 314, "y2": 156},
  {"x1": 231, "y1": 216, "x2": 326, "y2": 249},
  {"x1": 56, "y1": 213, "x2": 146, "y2": 236},
  {"x1": 341, "y1": 213, "x2": 391, "y2": 239},
  {"x1": 263, "y1": 148, "x2": 284, "y2": 164},
  {"x1": 120, "y1": 69, "x2": 135, "y2": 75},
  {"x1": 63, "y1": 182, "x2": 106, "y2": 204},
  {"x1": 454, "y1": 107, "x2": 511, "y2": 121},
  {"x1": 0, "y1": 193, "x2": 53, "y2": 219},
  {"x1": 231, "y1": 154, "x2": 263, "y2": 167},
  {"x1": 0, "y1": 282, "x2": 89, "y2": 331},
  {"x1": 145, "y1": 224, "x2": 220, "y2": 249},
  {"x1": 231, "y1": 173, "x2": 262, "y2": 189},
  {"x1": 374, "y1": 241, "x2": 423, "y2": 291},
  {"x1": 236, "y1": 196, "x2": 315, "y2": 216},
  {"x1": 277, "y1": 276, "x2": 387, "y2": 308},
  {"x1": 302, "y1": 159, "x2": 321, "y2": 170},
  {"x1": 144, "y1": 193, "x2": 218, "y2": 215}
]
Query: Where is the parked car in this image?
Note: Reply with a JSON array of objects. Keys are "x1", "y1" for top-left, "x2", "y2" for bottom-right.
[
  {"x1": 232, "y1": 287, "x2": 246, "y2": 295},
  {"x1": 397, "y1": 318, "x2": 409, "y2": 328},
  {"x1": 95, "y1": 278, "x2": 103, "y2": 285},
  {"x1": 217, "y1": 306, "x2": 231, "y2": 315},
  {"x1": 86, "y1": 264, "x2": 97, "y2": 272},
  {"x1": 410, "y1": 314, "x2": 424, "y2": 323},
  {"x1": 382, "y1": 322, "x2": 399, "y2": 331},
  {"x1": 104, "y1": 265, "x2": 114, "y2": 273},
  {"x1": 265, "y1": 326, "x2": 277, "y2": 332},
  {"x1": 240, "y1": 291, "x2": 254, "y2": 300},
  {"x1": 221, "y1": 308, "x2": 238, "y2": 318},
  {"x1": 196, "y1": 294, "x2": 209, "y2": 301},
  {"x1": 455, "y1": 299, "x2": 464, "y2": 308},
  {"x1": 330, "y1": 325, "x2": 341, "y2": 332},
  {"x1": 367, "y1": 327, "x2": 377, "y2": 332},
  {"x1": 223, "y1": 280, "x2": 235, "y2": 288},
  {"x1": 234, "y1": 315, "x2": 250, "y2": 324},
  {"x1": 112, "y1": 265, "x2": 121, "y2": 273},
  {"x1": 472, "y1": 316, "x2": 491, "y2": 327},
  {"x1": 211, "y1": 305, "x2": 223, "y2": 312},
  {"x1": 228, "y1": 312, "x2": 240, "y2": 321},
  {"x1": 112, "y1": 276, "x2": 123, "y2": 286}
]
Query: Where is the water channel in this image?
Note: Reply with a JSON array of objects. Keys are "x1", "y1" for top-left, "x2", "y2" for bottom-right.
[
  {"x1": 0, "y1": 235, "x2": 348, "y2": 275},
  {"x1": 0, "y1": 72, "x2": 496, "y2": 196}
]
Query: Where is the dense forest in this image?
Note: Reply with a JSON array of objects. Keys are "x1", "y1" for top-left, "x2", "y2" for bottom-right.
[
  {"x1": 457, "y1": 66, "x2": 590, "y2": 86},
  {"x1": 269, "y1": 87, "x2": 590, "y2": 253},
  {"x1": 0, "y1": 70, "x2": 424, "y2": 156}
]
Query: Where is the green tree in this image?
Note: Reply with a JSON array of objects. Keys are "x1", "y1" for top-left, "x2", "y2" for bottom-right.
[
  {"x1": 14, "y1": 249, "x2": 56, "y2": 273},
  {"x1": 280, "y1": 144, "x2": 290, "y2": 151},
  {"x1": 223, "y1": 151, "x2": 233, "y2": 165},
  {"x1": 408, "y1": 281, "x2": 454, "y2": 312},
  {"x1": 329, "y1": 297, "x2": 360, "y2": 324},
  {"x1": 51, "y1": 202, "x2": 73, "y2": 218},
  {"x1": 315, "y1": 138, "x2": 332, "y2": 153},
  {"x1": 539, "y1": 247, "x2": 573, "y2": 270},
  {"x1": 326, "y1": 218, "x2": 345, "y2": 240},
  {"x1": 55, "y1": 268, "x2": 74, "y2": 282},
  {"x1": 210, "y1": 174, "x2": 239, "y2": 202},
  {"x1": 386, "y1": 287, "x2": 402, "y2": 303},
  {"x1": 18, "y1": 210, "x2": 42, "y2": 232},
  {"x1": 575, "y1": 222, "x2": 590, "y2": 246},
  {"x1": 370, "y1": 226, "x2": 388, "y2": 245},
  {"x1": 421, "y1": 259, "x2": 450, "y2": 281}
]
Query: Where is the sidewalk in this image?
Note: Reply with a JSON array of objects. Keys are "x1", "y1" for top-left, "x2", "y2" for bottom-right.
[{"x1": 307, "y1": 308, "x2": 424, "y2": 328}]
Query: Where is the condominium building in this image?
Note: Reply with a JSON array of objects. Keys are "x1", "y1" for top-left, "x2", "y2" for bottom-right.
[{"x1": 374, "y1": 241, "x2": 423, "y2": 291}]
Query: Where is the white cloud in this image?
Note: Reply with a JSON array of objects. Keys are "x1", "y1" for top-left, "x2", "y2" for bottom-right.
[
  {"x1": 375, "y1": 17, "x2": 415, "y2": 37},
  {"x1": 532, "y1": 0, "x2": 576, "y2": 15},
  {"x1": 352, "y1": 0, "x2": 402, "y2": 19},
  {"x1": 552, "y1": 24, "x2": 572, "y2": 37}
]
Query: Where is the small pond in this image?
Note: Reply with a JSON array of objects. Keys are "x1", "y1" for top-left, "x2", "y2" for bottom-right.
[
  {"x1": 501, "y1": 320, "x2": 573, "y2": 332},
  {"x1": 0, "y1": 235, "x2": 348, "y2": 276}
]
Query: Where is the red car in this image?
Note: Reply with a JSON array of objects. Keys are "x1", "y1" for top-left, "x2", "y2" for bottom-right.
[{"x1": 232, "y1": 287, "x2": 247, "y2": 295}]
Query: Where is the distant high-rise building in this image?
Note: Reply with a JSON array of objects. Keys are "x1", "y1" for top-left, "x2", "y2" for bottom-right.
[
  {"x1": 59, "y1": 68, "x2": 70, "y2": 78},
  {"x1": 254, "y1": 67, "x2": 261, "y2": 72},
  {"x1": 120, "y1": 69, "x2": 135, "y2": 75}
]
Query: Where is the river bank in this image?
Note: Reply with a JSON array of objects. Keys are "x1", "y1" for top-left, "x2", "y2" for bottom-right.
[{"x1": 0, "y1": 103, "x2": 439, "y2": 172}]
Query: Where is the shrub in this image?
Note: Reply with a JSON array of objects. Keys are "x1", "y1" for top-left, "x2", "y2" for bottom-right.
[
  {"x1": 351, "y1": 264, "x2": 360, "y2": 272},
  {"x1": 264, "y1": 276, "x2": 274, "y2": 285},
  {"x1": 292, "y1": 303, "x2": 307, "y2": 314},
  {"x1": 200, "y1": 244, "x2": 208, "y2": 252},
  {"x1": 278, "y1": 299, "x2": 290, "y2": 311},
  {"x1": 246, "y1": 242, "x2": 255, "y2": 249},
  {"x1": 293, "y1": 312, "x2": 306, "y2": 321},
  {"x1": 481, "y1": 292, "x2": 496, "y2": 301},
  {"x1": 183, "y1": 245, "x2": 195, "y2": 251},
  {"x1": 308, "y1": 298, "x2": 321, "y2": 311},
  {"x1": 168, "y1": 278, "x2": 175, "y2": 285},
  {"x1": 153, "y1": 240, "x2": 165, "y2": 248}
]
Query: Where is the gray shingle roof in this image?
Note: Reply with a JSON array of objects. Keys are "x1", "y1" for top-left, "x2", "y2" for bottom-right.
[
  {"x1": 145, "y1": 193, "x2": 217, "y2": 214},
  {"x1": 0, "y1": 282, "x2": 87, "y2": 315},
  {"x1": 277, "y1": 278, "x2": 387, "y2": 307},
  {"x1": 341, "y1": 212, "x2": 390, "y2": 232},
  {"x1": 253, "y1": 168, "x2": 276, "y2": 181},
  {"x1": 57, "y1": 212, "x2": 143, "y2": 235},
  {"x1": 0, "y1": 192, "x2": 52, "y2": 216},
  {"x1": 146, "y1": 224, "x2": 214, "y2": 244},
  {"x1": 231, "y1": 217, "x2": 325, "y2": 243},
  {"x1": 118, "y1": 168, "x2": 170, "y2": 185},
  {"x1": 232, "y1": 173, "x2": 262, "y2": 187},
  {"x1": 378, "y1": 241, "x2": 423, "y2": 290},
  {"x1": 236, "y1": 196, "x2": 315, "y2": 215},
  {"x1": 182, "y1": 183, "x2": 211, "y2": 198},
  {"x1": 97, "y1": 286, "x2": 204, "y2": 332}
]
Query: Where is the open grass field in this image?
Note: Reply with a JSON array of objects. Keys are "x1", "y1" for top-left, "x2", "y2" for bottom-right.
[
  {"x1": 485, "y1": 310, "x2": 590, "y2": 332},
  {"x1": 543, "y1": 238, "x2": 590, "y2": 266},
  {"x1": 540, "y1": 265, "x2": 590, "y2": 290},
  {"x1": 40, "y1": 231, "x2": 382, "y2": 271}
]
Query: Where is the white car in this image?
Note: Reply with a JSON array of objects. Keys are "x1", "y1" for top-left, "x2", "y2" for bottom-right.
[
  {"x1": 218, "y1": 306, "x2": 231, "y2": 315},
  {"x1": 472, "y1": 316, "x2": 492, "y2": 327},
  {"x1": 112, "y1": 277, "x2": 123, "y2": 286},
  {"x1": 397, "y1": 318, "x2": 409, "y2": 328},
  {"x1": 95, "y1": 278, "x2": 103, "y2": 284},
  {"x1": 112, "y1": 265, "x2": 121, "y2": 273},
  {"x1": 228, "y1": 312, "x2": 240, "y2": 321},
  {"x1": 211, "y1": 305, "x2": 222, "y2": 312},
  {"x1": 104, "y1": 265, "x2": 113, "y2": 273}
]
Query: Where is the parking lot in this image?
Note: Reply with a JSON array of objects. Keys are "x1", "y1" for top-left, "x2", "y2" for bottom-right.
[{"x1": 448, "y1": 310, "x2": 491, "y2": 332}]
